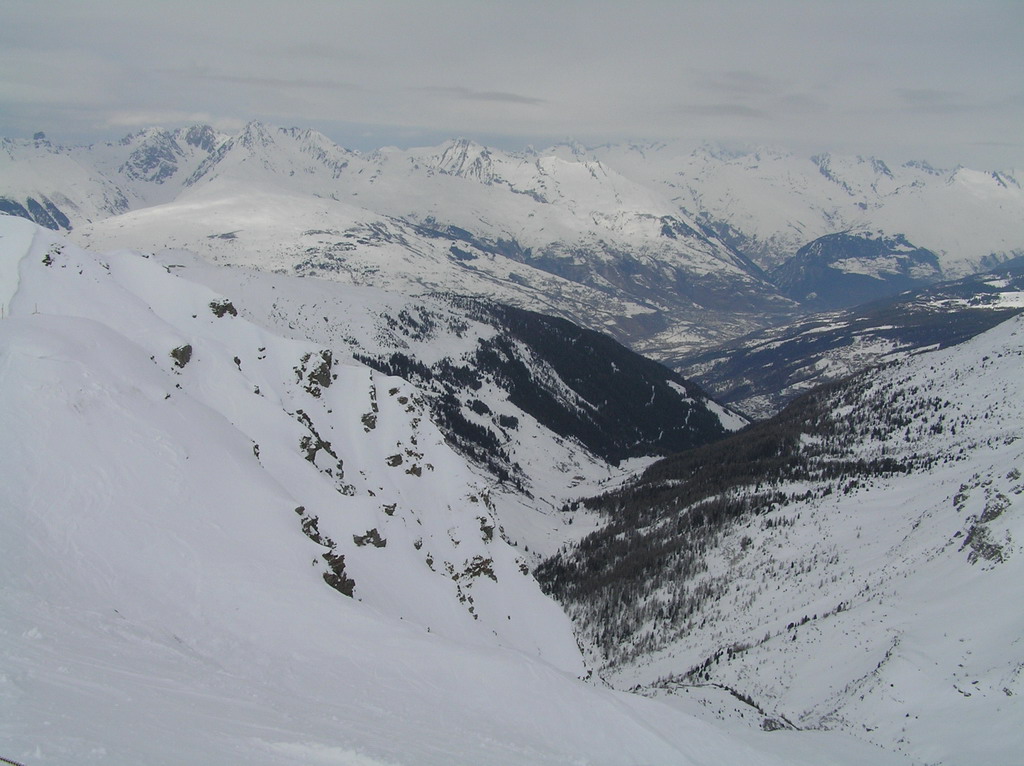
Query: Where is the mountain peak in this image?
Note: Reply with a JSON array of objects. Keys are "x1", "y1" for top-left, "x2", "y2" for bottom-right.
[
  {"x1": 238, "y1": 120, "x2": 277, "y2": 148},
  {"x1": 179, "y1": 123, "x2": 220, "y2": 152},
  {"x1": 431, "y1": 137, "x2": 495, "y2": 181}
]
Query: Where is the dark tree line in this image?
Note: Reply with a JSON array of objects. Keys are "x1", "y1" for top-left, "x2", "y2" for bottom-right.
[{"x1": 534, "y1": 364, "x2": 949, "y2": 665}]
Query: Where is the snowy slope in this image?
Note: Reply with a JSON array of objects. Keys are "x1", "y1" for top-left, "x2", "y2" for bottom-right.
[
  {"x1": 140, "y1": 245, "x2": 746, "y2": 559},
  {"x1": 540, "y1": 311, "x2": 1024, "y2": 764},
  {"x1": 0, "y1": 219, "x2": 904, "y2": 765},
  {"x1": 0, "y1": 217, "x2": 579, "y2": 660}
]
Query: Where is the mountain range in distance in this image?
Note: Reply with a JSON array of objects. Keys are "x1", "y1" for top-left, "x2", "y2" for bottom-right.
[{"x1": 3, "y1": 121, "x2": 1022, "y2": 364}]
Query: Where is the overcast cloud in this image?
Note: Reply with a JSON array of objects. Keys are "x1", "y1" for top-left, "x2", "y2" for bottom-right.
[{"x1": 2, "y1": 0, "x2": 1022, "y2": 168}]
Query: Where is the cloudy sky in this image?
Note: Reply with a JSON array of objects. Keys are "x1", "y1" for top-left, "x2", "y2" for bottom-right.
[{"x1": 2, "y1": 0, "x2": 1022, "y2": 168}]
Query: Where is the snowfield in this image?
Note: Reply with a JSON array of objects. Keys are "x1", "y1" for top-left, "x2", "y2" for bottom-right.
[{"x1": 0, "y1": 218, "x2": 907, "y2": 764}]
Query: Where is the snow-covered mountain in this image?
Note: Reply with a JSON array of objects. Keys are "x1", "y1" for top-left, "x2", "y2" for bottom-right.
[
  {"x1": 538, "y1": 310, "x2": 1024, "y2": 764},
  {"x1": 71, "y1": 122, "x2": 795, "y2": 355},
  {"x1": 584, "y1": 142, "x2": 1024, "y2": 278},
  {"x1": 770, "y1": 231, "x2": 942, "y2": 310},
  {"x1": 0, "y1": 126, "x2": 225, "y2": 226},
  {"x1": 7, "y1": 122, "x2": 1021, "y2": 363},
  {"x1": 0, "y1": 218, "x2": 904, "y2": 765},
  {"x1": 676, "y1": 266, "x2": 1024, "y2": 418}
]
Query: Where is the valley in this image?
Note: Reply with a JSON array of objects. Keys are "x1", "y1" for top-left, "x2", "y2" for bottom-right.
[{"x1": 2, "y1": 123, "x2": 1023, "y2": 765}]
